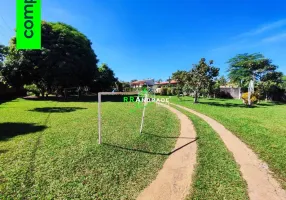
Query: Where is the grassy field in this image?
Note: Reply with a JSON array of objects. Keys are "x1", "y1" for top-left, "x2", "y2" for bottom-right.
[
  {"x1": 173, "y1": 106, "x2": 249, "y2": 200},
  {"x1": 170, "y1": 96, "x2": 286, "y2": 189},
  {"x1": 0, "y1": 98, "x2": 180, "y2": 199}
]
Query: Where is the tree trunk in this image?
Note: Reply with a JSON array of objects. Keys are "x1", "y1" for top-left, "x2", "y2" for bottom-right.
[{"x1": 194, "y1": 91, "x2": 198, "y2": 103}]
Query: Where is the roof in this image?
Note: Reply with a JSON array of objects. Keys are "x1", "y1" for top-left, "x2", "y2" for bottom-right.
[
  {"x1": 131, "y1": 80, "x2": 145, "y2": 85},
  {"x1": 155, "y1": 80, "x2": 178, "y2": 85},
  {"x1": 131, "y1": 79, "x2": 154, "y2": 86}
]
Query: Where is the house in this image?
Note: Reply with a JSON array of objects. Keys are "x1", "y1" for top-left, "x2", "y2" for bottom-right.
[
  {"x1": 131, "y1": 79, "x2": 155, "y2": 88},
  {"x1": 154, "y1": 80, "x2": 178, "y2": 87}
]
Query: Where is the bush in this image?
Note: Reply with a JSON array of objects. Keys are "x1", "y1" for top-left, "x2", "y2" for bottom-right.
[
  {"x1": 24, "y1": 84, "x2": 40, "y2": 96},
  {"x1": 241, "y1": 92, "x2": 258, "y2": 105},
  {"x1": 160, "y1": 87, "x2": 168, "y2": 96},
  {"x1": 171, "y1": 87, "x2": 177, "y2": 96},
  {"x1": 167, "y1": 87, "x2": 172, "y2": 96}
]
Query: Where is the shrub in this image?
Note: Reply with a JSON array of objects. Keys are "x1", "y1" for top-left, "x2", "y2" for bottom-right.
[
  {"x1": 241, "y1": 92, "x2": 258, "y2": 105},
  {"x1": 24, "y1": 84, "x2": 40, "y2": 97},
  {"x1": 167, "y1": 87, "x2": 172, "y2": 96},
  {"x1": 160, "y1": 87, "x2": 168, "y2": 96},
  {"x1": 171, "y1": 87, "x2": 177, "y2": 96}
]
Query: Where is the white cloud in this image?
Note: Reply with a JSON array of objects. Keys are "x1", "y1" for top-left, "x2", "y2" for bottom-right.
[
  {"x1": 262, "y1": 33, "x2": 286, "y2": 43},
  {"x1": 211, "y1": 19, "x2": 286, "y2": 52},
  {"x1": 234, "y1": 19, "x2": 286, "y2": 39}
]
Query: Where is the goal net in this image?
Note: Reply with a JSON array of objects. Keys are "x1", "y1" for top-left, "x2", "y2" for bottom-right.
[{"x1": 97, "y1": 89, "x2": 161, "y2": 144}]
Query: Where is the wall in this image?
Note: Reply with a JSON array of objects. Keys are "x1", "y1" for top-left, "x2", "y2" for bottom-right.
[{"x1": 220, "y1": 87, "x2": 241, "y2": 99}]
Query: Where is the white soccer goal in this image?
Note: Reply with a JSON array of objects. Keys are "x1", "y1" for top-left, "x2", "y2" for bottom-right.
[{"x1": 98, "y1": 91, "x2": 147, "y2": 144}]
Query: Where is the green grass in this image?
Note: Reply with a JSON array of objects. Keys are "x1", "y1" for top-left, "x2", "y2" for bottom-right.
[
  {"x1": 0, "y1": 98, "x2": 180, "y2": 199},
  {"x1": 173, "y1": 105, "x2": 249, "y2": 200},
  {"x1": 170, "y1": 96, "x2": 286, "y2": 189}
]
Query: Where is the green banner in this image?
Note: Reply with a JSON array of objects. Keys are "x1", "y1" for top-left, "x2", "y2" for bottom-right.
[{"x1": 16, "y1": 0, "x2": 41, "y2": 49}]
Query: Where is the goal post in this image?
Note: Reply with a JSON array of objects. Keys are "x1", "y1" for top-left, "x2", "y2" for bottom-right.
[{"x1": 97, "y1": 89, "x2": 166, "y2": 144}]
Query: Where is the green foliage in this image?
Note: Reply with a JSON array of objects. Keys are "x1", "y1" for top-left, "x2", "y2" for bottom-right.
[
  {"x1": 281, "y1": 75, "x2": 286, "y2": 90},
  {"x1": 172, "y1": 70, "x2": 189, "y2": 88},
  {"x1": 167, "y1": 87, "x2": 172, "y2": 96},
  {"x1": 171, "y1": 87, "x2": 178, "y2": 96},
  {"x1": 94, "y1": 63, "x2": 118, "y2": 92},
  {"x1": 227, "y1": 53, "x2": 284, "y2": 101},
  {"x1": 120, "y1": 81, "x2": 131, "y2": 92},
  {"x1": 218, "y1": 76, "x2": 227, "y2": 86},
  {"x1": 182, "y1": 82, "x2": 192, "y2": 95},
  {"x1": 172, "y1": 58, "x2": 219, "y2": 102},
  {"x1": 241, "y1": 92, "x2": 258, "y2": 105},
  {"x1": 160, "y1": 87, "x2": 168, "y2": 95},
  {"x1": 0, "y1": 45, "x2": 7, "y2": 68},
  {"x1": 256, "y1": 72, "x2": 284, "y2": 101},
  {"x1": 227, "y1": 53, "x2": 279, "y2": 84},
  {"x1": 24, "y1": 84, "x2": 41, "y2": 96},
  {"x1": 2, "y1": 21, "x2": 99, "y2": 93},
  {"x1": 189, "y1": 58, "x2": 219, "y2": 102}
]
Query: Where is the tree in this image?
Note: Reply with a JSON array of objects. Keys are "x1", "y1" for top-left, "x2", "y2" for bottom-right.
[
  {"x1": 257, "y1": 71, "x2": 283, "y2": 101},
  {"x1": 0, "y1": 45, "x2": 7, "y2": 68},
  {"x1": 115, "y1": 81, "x2": 123, "y2": 92},
  {"x1": 227, "y1": 53, "x2": 277, "y2": 86},
  {"x1": 227, "y1": 53, "x2": 283, "y2": 100},
  {"x1": 172, "y1": 70, "x2": 189, "y2": 96},
  {"x1": 218, "y1": 76, "x2": 227, "y2": 86},
  {"x1": 189, "y1": 58, "x2": 219, "y2": 103},
  {"x1": 96, "y1": 63, "x2": 118, "y2": 91},
  {"x1": 0, "y1": 45, "x2": 6, "y2": 83},
  {"x1": 120, "y1": 81, "x2": 131, "y2": 92},
  {"x1": 282, "y1": 75, "x2": 286, "y2": 90},
  {"x1": 1, "y1": 21, "x2": 99, "y2": 96},
  {"x1": 172, "y1": 59, "x2": 219, "y2": 101}
]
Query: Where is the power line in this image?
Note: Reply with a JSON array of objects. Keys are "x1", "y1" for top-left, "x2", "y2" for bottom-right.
[
  {"x1": 0, "y1": 24, "x2": 8, "y2": 37},
  {"x1": 0, "y1": 15, "x2": 14, "y2": 32}
]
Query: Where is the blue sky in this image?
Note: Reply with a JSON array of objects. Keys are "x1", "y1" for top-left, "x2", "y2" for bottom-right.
[{"x1": 1, "y1": 0, "x2": 286, "y2": 81}]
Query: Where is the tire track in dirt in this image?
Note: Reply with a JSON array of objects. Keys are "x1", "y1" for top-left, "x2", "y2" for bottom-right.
[
  {"x1": 172, "y1": 103, "x2": 286, "y2": 200},
  {"x1": 136, "y1": 103, "x2": 197, "y2": 200}
]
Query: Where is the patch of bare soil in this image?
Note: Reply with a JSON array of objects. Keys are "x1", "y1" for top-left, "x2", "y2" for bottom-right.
[
  {"x1": 136, "y1": 104, "x2": 197, "y2": 200},
  {"x1": 173, "y1": 103, "x2": 286, "y2": 200}
]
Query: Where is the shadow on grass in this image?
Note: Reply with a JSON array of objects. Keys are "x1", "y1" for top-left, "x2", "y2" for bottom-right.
[
  {"x1": 198, "y1": 101, "x2": 284, "y2": 108},
  {"x1": 0, "y1": 122, "x2": 47, "y2": 141},
  {"x1": 199, "y1": 102, "x2": 254, "y2": 108},
  {"x1": 176, "y1": 100, "x2": 284, "y2": 108},
  {"x1": 23, "y1": 95, "x2": 138, "y2": 103},
  {"x1": 144, "y1": 132, "x2": 196, "y2": 139},
  {"x1": 29, "y1": 107, "x2": 87, "y2": 113},
  {"x1": 102, "y1": 137, "x2": 198, "y2": 156},
  {"x1": 0, "y1": 96, "x2": 18, "y2": 105}
]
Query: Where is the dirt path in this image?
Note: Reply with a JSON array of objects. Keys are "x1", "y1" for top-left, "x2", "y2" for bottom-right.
[
  {"x1": 172, "y1": 103, "x2": 286, "y2": 200},
  {"x1": 136, "y1": 103, "x2": 197, "y2": 200}
]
